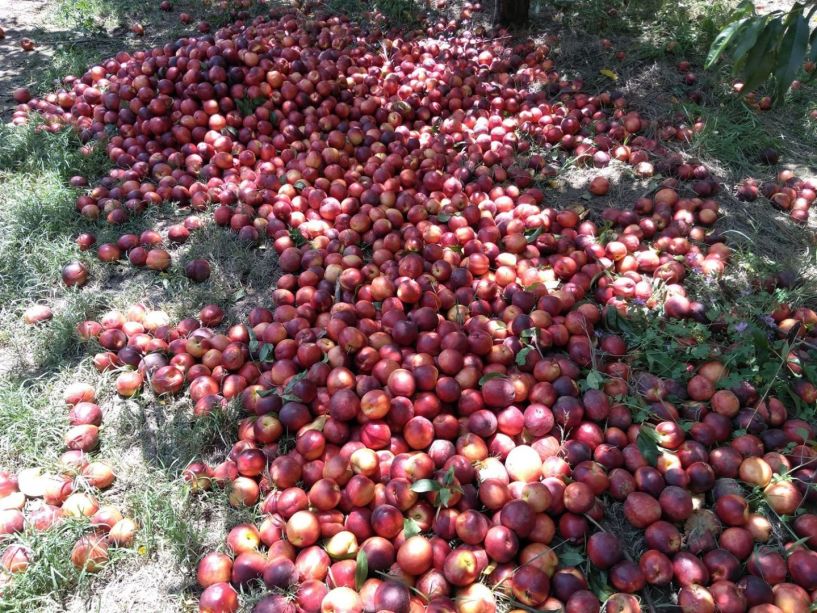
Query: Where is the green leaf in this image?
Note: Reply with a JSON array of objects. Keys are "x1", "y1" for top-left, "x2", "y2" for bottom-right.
[
  {"x1": 283, "y1": 370, "x2": 307, "y2": 398},
  {"x1": 259, "y1": 343, "x2": 273, "y2": 363},
  {"x1": 731, "y1": 17, "x2": 768, "y2": 66},
  {"x1": 479, "y1": 372, "x2": 507, "y2": 386},
  {"x1": 438, "y1": 488, "x2": 452, "y2": 508},
  {"x1": 689, "y1": 343, "x2": 712, "y2": 359},
  {"x1": 437, "y1": 212, "x2": 452, "y2": 223},
  {"x1": 516, "y1": 346, "x2": 534, "y2": 367},
  {"x1": 524, "y1": 227, "x2": 543, "y2": 243},
  {"x1": 247, "y1": 326, "x2": 259, "y2": 353},
  {"x1": 740, "y1": 19, "x2": 785, "y2": 93},
  {"x1": 403, "y1": 517, "x2": 421, "y2": 538},
  {"x1": 587, "y1": 567, "x2": 614, "y2": 601},
  {"x1": 808, "y1": 30, "x2": 817, "y2": 65},
  {"x1": 443, "y1": 466, "x2": 457, "y2": 487},
  {"x1": 586, "y1": 370, "x2": 604, "y2": 390},
  {"x1": 751, "y1": 328, "x2": 771, "y2": 364},
  {"x1": 557, "y1": 546, "x2": 586, "y2": 567},
  {"x1": 411, "y1": 479, "x2": 440, "y2": 493},
  {"x1": 706, "y1": 17, "x2": 751, "y2": 68},
  {"x1": 637, "y1": 427, "x2": 660, "y2": 466},
  {"x1": 355, "y1": 550, "x2": 368, "y2": 591},
  {"x1": 773, "y1": 12, "x2": 810, "y2": 102}
]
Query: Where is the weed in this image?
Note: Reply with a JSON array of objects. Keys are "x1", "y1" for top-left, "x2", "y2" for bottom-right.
[
  {"x1": 127, "y1": 480, "x2": 205, "y2": 567},
  {"x1": 680, "y1": 99, "x2": 782, "y2": 175},
  {"x1": 320, "y1": 0, "x2": 424, "y2": 28},
  {"x1": 0, "y1": 374, "x2": 67, "y2": 470},
  {"x1": 0, "y1": 518, "x2": 126, "y2": 613}
]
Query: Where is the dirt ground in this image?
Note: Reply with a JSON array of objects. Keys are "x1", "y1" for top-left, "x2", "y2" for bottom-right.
[{"x1": 0, "y1": 0, "x2": 53, "y2": 115}]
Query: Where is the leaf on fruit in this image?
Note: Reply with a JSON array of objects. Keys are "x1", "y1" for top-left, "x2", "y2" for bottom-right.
[
  {"x1": 585, "y1": 369, "x2": 604, "y2": 390},
  {"x1": 443, "y1": 466, "x2": 457, "y2": 487},
  {"x1": 302, "y1": 415, "x2": 328, "y2": 433},
  {"x1": 259, "y1": 343, "x2": 273, "y2": 363},
  {"x1": 557, "y1": 545, "x2": 586, "y2": 567},
  {"x1": 283, "y1": 370, "x2": 307, "y2": 395},
  {"x1": 355, "y1": 549, "x2": 369, "y2": 591},
  {"x1": 403, "y1": 517, "x2": 421, "y2": 538},
  {"x1": 247, "y1": 326, "x2": 259, "y2": 353},
  {"x1": 411, "y1": 479, "x2": 440, "y2": 493},
  {"x1": 637, "y1": 426, "x2": 660, "y2": 466},
  {"x1": 524, "y1": 227, "x2": 543, "y2": 243},
  {"x1": 516, "y1": 346, "x2": 534, "y2": 367},
  {"x1": 437, "y1": 488, "x2": 452, "y2": 508},
  {"x1": 479, "y1": 372, "x2": 507, "y2": 386},
  {"x1": 588, "y1": 567, "x2": 614, "y2": 601}
]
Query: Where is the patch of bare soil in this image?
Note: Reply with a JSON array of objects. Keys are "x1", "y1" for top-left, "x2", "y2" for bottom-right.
[
  {"x1": 0, "y1": 0, "x2": 59, "y2": 116},
  {"x1": 66, "y1": 554, "x2": 191, "y2": 613}
]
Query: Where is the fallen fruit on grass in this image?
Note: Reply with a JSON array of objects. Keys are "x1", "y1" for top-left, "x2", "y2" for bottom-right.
[
  {"x1": 23, "y1": 304, "x2": 52, "y2": 324},
  {"x1": 70, "y1": 534, "x2": 109, "y2": 571},
  {"x1": 1, "y1": 544, "x2": 31, "y2": 573},
  {"x1": 62, "y1": 261, "x2": 89, "y2": 287},
  {"x1": 109, "y1": 518, "x2": 139, "y2": 547},
  {"x1": 184, "y1": 259, "x2": 211, "y2": 283}
]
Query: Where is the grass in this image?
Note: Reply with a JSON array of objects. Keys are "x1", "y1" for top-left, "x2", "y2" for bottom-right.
[
  {"x1": 0, "y1": 123, "x2": 106, "y2": 305},
  {"x1": 548, "y1": 0, "x2": 732, "y2": 56},
  {"x1": 0, "y1": 518, "x2": 125, "y2": 613},
  {"x1": 52, "y1": 0, "x2": 273, "y2": 35},
  {"x1": 320, "y1": 0, "x2": 426, "y2": 29},
  {"x1": 0, "y1": 72, "x2": 276, "y2": 612},
  {"x1": 681, "y1": 98, "x2": 781, "y2": 175},
  {"x1": 0, "y1": 375, "x2": 69, "y2": 470}
]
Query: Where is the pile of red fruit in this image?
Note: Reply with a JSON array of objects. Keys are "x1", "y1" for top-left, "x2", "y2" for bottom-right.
[
  {"x1": 12, "y1": 5, "x2": 733, "y2": 283},
  {"x1": 737, "y1": 170, "x2": 817, "y2": 224},
  {"x1": 6, "y1": 6, "x2": 817, "y2": 613},
  {"x1": 0, "y1": 381, "x2": 138, "y2": 589}
]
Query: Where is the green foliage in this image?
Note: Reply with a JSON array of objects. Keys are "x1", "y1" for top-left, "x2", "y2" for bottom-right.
[
  {"x1": 678, "y1": 99, "x2": 780, "y2": 173},
  {"x1": 355, "y1": 550, "x2": 369, "y2": 590},
  {"x1": 322, "y1": 0, "x2": 423, "y2": 29},
  {"x1": 603, "y1": 292, "x2": 817, "y2": 423},
  {"x1": 550, "y1": 0, "x2": 730, "y2": 58},
  {"x1": 706, "y1": 1, "x2": 817, "y2": 104},
  {"x1": 0, "y1": 518, "x2": 127, "y2": 612},
  {"x1": 411, "y1": 467, "x2": 462, "y2": 509}
]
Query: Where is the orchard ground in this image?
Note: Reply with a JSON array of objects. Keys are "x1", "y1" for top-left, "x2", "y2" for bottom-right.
[{"x1": 0, "y1": 0, "x2": 816, "y2": 611}]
